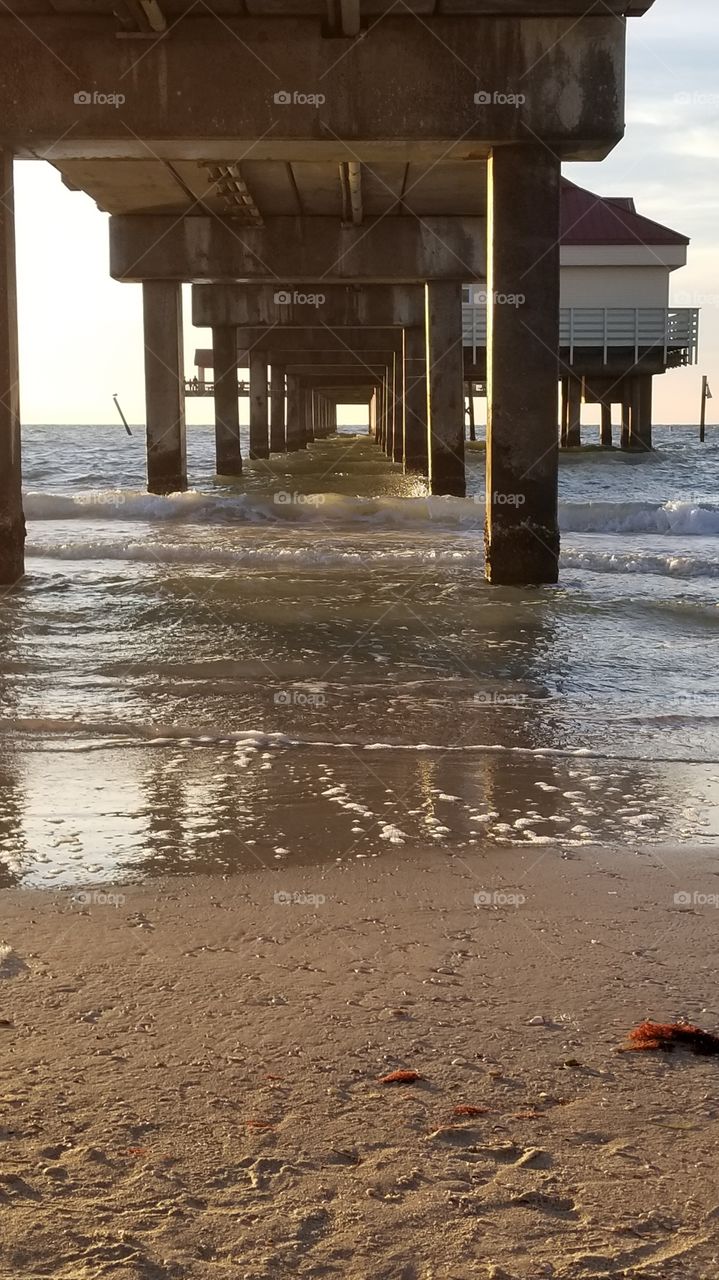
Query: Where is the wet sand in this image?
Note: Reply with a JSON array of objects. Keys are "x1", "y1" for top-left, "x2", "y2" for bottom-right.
[{"x1": 2, "y1": 841, "x2": 719, "y2": 1279}]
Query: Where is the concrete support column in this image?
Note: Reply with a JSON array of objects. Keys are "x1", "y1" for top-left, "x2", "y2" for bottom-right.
[
  {"x1": 212, "y1": 325, "x2": 242, "y2": 476},
  {"x1": 566, "y1": 374, "x2": 582, "y2": 447},
  {"x1": 560, "y1": 377, "x2": 569, "y2": 447},
  {"x1": 485, "y1": 145, "x2": 561, "y2": 584},
  {"x1": 379, "y1": 379, "x2": 387, "y2": 448},
  {"x1": 326, "y1": 400, "x2": 337, "y2": 436},
  {"x1": 620, "y1": 396, "x2": 631, "y2": 450},
  {"x1": 249, "y1": 351, "x2": 269, "y2": 459},
  {"x1": 629, "y1": 376, "x2": 653, "y2": 451},
  {"x1": 391, "y1": 350, "x2": 403, "y2": 463},
  {"x1": 304, "y1": 387, "x2": 315, "y2": 443},
  {"x1": 0, "y1": 150, "x2": 23, "y2": 585},
  {"x1": 601, "y1": 402, "x2": 613, "y2": 448},
  {"x1": 270, "y1": 364, "x2": 286, "y2": 452},
  {"x1": 142, "y1": 280, "x2": 186, "y2": 494},
  {"x1": 369, "y1": 389, "x2": 377, "y2": 438},
  {"x1": 286, "y1": 374, "x2": 304, "y2": 451},
  {"x1": 425, "y1": 281, "x2": 466, "y2": 496},
  {"x1": 403, "y1": 326, "x2": 428, "y2": 474}
]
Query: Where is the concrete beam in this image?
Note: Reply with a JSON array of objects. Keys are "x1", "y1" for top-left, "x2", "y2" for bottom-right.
[
  {"x1": 2, "y1": 17, "x2": 626, "y2": 162},
  {"x1": 112, "y1": 217, "x2": 485, "y2": 283},
  {"x1": 193, "y1": 285, "x2": 424, "y2": 329}
]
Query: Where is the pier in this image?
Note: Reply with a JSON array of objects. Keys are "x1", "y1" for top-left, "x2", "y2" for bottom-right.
[{"x1": 0, "y1": 1, "x2": 669, "y2": 586}]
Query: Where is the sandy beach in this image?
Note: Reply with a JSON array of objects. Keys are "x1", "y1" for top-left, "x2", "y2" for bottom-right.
[{"x1": 2, "y1": 841, "x2": 719, "y2": 1279}]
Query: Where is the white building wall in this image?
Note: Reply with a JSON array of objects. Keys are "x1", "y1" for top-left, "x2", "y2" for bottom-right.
[{"x1": 559, "y1": 266, "x2": 670, "y2": 309}]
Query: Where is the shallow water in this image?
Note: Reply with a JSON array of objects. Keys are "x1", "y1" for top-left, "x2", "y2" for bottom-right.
[{"x1": 1, "y1": 424, "x2": 718, "y2": 885}]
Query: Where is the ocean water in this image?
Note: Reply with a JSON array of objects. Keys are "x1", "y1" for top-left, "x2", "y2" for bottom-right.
[{"x1": 1, "y1": 422, "x2": 718, "y2": 886}]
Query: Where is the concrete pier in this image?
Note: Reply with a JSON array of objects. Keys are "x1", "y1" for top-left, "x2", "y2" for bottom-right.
[
  {"x1": 0, "y1": 150, "x2": 23, "y2": 585},
  {"x1": 485, "y1": 146, "x2": 561, "y2": 585},
  {"x1": 212, "y1": 326, "x2": 242, "y2": 476},
  {"x1": 403, "y1": 326, "x2": 428, "y2": 475},
  {"x1": 142, "y1": 282, "x2": 187, "y2": 494},
  {"x1": 601, "y1": 403, "x2": 613, "y2": 448},
  {"x1": 628, "y1": 376, "x2": 653, "y2": 451},
  {"x1": 270, "y1": 365, "x2": 286, "y2": 453},
  {"x1": 286, "y1": 375, "x2": 304, "y2": 451},
  {"x1": 566, "y1": 376, "x2": 582, "y2": 448},
  {"x1": 390, "y1": 353, "x2": 403, "y2": 464},
  {"x1": 425, "y1": 282, "x2": 466, "y2": 497},
  {"x1": 249, "y1": 351, "x2": 269, "y2": 460}
]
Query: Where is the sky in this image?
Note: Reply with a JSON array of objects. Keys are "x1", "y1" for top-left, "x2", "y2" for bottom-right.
[{"x1": 13, "y1": 0, "x2": 719, "y2": 428}]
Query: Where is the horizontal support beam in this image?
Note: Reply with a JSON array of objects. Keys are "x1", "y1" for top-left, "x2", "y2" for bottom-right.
[
  {"x1": 196, "y1": 329, "x2": 404, "y2": 363},
  {"x1": 2, "y1": 16, "x2": 624, "y2": 160},
  {"x1": 193, "y1": 284, "x2": 425, "y2": 328},
  {"x1": 111, "y1": 216, "x2": 485, "y2": 283}
]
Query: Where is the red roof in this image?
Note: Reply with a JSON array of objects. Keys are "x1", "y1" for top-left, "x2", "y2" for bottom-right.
[{"x1": 561, "y1": 180, "x2": 689, "y2": 247}]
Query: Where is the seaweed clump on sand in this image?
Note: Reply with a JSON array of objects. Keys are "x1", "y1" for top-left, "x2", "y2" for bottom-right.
[{"x1": 623, "y1": 1021, "x2": 719, "y2": 1056}]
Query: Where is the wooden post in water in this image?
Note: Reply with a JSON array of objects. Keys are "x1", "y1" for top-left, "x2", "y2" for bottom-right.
[{"x1": 700, "y1": 375, "x2": 711, "y2": 443}]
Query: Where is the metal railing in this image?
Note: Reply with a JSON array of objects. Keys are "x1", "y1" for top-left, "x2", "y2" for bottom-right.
[{"x1": 462, "y1": 306, "x2": 700, "y2": 366}]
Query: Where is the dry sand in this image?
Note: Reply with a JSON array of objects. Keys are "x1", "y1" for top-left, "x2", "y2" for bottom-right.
[{"x1": 1, "y1": 841, "x2": 719, "y2": 1279}]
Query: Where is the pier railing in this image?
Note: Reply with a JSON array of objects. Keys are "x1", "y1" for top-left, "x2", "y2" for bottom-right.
[{"x1": 462, "y1": 305, "x2": 700, "y2": 366}]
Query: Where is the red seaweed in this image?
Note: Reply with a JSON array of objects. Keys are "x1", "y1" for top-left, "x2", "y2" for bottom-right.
[{"x1": 624, "y1": 1021, "x2": 719, "y2": 1056}]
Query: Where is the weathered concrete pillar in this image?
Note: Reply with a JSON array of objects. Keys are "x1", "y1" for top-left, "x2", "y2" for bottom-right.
[
  {"x1": 600, "y1": 402, "x2": 613, "y2": 448},
  {"x1": 304, "y1": 387, "x2": 315, "y2": 443},
  {"x1": 270, "y1": 364, "x2": 286, "y2": 452},
  {"x1": 369, "y1": 389, "x2": 377, "y2": 438},
  {"x1": 629, "y1": 376, "x2": 653, "y2": 451},
  {"x1": 404, "y1": 326, "x2": 428, "y2": 474},
  {"x1": 286, "y1": 374, "x2": 304, "y2": 451},
  {"x1": 391, "y1": 351, "x2": 403, "y2": 464},
  {"x1": 485, "y1": 145, "x2": 561, "y2": 585},
  {"x1": 620, "y1": 396, "x2": 631, "y2": 450},
  {"x1": 560, "y1": 377, "x2": 569, "y2": 447},
  {"x1": 142, "y1": 281, "x2": 187, "y2": 494},
  {"x1": 566, "y1": 375, "x2": 582, "y2": 447},
  {"x1": 249, "y1": 351, "x2": 269, "y2": 459},
  {"x1": 425, "y1": 282, "x2": 465, "y2": 496},
  {"x1": 378, "y1": 373, "x2": 388, "y2": 451},
  {"x1": 326, "y1": 400, "x2": 337, "y2": 436},
  {"x1": 0, "y1": 150, "x2": 23, "y2": 585},
  {"x1": 212, "y1": 326, "x2": 242, "y2": 476}
]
